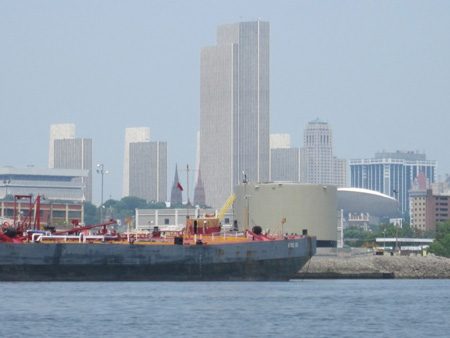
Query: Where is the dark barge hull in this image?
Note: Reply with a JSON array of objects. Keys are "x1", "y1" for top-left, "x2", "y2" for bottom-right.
[{"x1": 0, "y1": 237, "x2": 316, "y2": 281}]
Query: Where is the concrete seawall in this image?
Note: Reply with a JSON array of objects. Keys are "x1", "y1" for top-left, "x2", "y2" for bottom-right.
[{"x1": 296, "y1": 248, "x2": 450, "y2": 279}]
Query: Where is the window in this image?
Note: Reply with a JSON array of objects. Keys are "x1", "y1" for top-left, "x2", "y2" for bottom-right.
[
  {"x1": 164, "y1": 218, "x2": 169, "y2": 225},
  {"x1": 4, "y1": 208, "x2": 14, "y2": 217},
  {"x1": 68, "y1": 211, "x2": 82, "y2": 219},
  {"x1": 52, "y1": 211, "x2": 66, "y2": 218}
]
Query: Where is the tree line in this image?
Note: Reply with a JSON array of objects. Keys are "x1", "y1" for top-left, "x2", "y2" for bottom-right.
[
  {"x1": 344, "y1": 220, "x2": 450, "y2": 258},
  {"x1": 83, "y1": 196, "x2": 168, "y2": 225}
]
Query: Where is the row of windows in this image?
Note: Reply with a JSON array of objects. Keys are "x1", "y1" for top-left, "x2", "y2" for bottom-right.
[
  {"x1": 1, "y1": 209, "x2": 81, "y2": 219},
  {"x1": 436, "y1": 197, "x2": 449, "y2": 201}
]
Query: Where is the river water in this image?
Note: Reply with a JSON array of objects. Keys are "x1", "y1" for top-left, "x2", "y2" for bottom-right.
[{"x1": 2, "y1": 279, "x2": 449, "y2": 337}]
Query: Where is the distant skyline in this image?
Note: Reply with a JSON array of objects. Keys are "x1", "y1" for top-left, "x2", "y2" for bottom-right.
[{"x1": 1, "y1": 1, "x2": 449, "y2": 205}]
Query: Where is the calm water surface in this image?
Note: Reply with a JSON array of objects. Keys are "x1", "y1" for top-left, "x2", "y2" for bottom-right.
[{"x1": 2, "y1": 280, "x2": 449, "y2": 337}]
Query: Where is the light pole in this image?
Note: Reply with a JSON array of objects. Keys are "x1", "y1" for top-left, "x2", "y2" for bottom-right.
[
  {"x1": 96, "y1": 164, "x2": 109, "y2": 223},
  {"x1": 243, "y1": 171, "x2": 249, "y2": 234},
  {"x1": 393, "y1": 189, "x2": 400, "y2": 251}
]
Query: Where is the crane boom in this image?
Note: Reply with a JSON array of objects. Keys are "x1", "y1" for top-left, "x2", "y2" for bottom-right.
[{"x1": 217, "y1": 193, "x2": 236, "y2": 222}]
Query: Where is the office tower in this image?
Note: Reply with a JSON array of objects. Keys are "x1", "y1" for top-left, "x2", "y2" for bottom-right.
[
  {"x1": 410, "y1": 173, "x2": 450, "y2": 232},
  {"x1": 410, "y1": 188, "x2": 450, "y2": 232},
  {"x1": 49, "y1": 124, "x2": 92, "y2": 202},
  {"x1": 54, "y1": 138, "x2": 93, "y2": 202},
  {"x1": 170, "y1": 165, "x2": 182, "y2": 206},
  {"x1": 350, "y1": 150, "x2": 437, "y2": 214},
  {"x1": 270, "y1": 134, "x2": 301, "y2": 182},
  {"x1": 195, "y1": 131, "x2": 200, "y2": 184},
  {"x1": 303, "y1": 119, "x2": 334, "y2": 185},
  {"x1": 122, "y1": 127, "x2": 150, "y2": 197},
  {"x1": 270, "y1": 134, "x2": 291, "y2": 149},
  {"x1": 302, "y1": 119, "x2": 347, "y2": 187},
  {"x1": 49, "y1": 124, "x2": 75, "y2": 168},
  {"x1": 271, "y1": 148, "x2": 301, "y2": 182},
  {"x1": 199, "y1": 21, "x2": 270, "y2": 208},
  {"x1": 129, "y1": 141, "x2": 167, "y2": 202},
  {"x1": 333, "y1": 158, "x2": 347, "y2": 188}
]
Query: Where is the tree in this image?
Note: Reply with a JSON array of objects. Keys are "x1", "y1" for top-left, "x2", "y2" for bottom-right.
[
  {"x1": 343, "y1": 221, "x2": 420, "y2": 248},
  {"x1": 86, "y1": 197, "x2": 169, "y2": 225},
  {"x1": 112, "y1": 196, "x2": 167, "y2": 221},
  {"x1": 343, "y1": 226, "x2": 376, "y2": 247},
  {"x1": 428, "y1": 221, "x2": 450, "y2": 258},
  {"x1": 104, "y1": 199, "x2": 118, "y2": 209},
  {"x1": 83, "y1": 201, "x2": 98, "y2": 225},
  {"x1": 145, "y1": 201, "x2": 167, "y2": 209}
]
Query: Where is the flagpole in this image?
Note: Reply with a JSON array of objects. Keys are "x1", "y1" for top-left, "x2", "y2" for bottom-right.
[{"x1": 178, "y1": 164, "x2": 199, "y2": 219}]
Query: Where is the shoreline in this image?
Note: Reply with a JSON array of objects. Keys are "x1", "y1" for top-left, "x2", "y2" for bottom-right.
[{"x1": 295, "y1": 249, "x2": 450, "y2": 279}]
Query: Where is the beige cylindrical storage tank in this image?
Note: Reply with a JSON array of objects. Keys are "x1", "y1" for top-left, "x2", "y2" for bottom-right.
[{"x1": 234, "y1": 182, "x2": 337, "y2": 247}]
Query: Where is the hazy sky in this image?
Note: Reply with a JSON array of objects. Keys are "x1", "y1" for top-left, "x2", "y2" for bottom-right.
[{"x1": 1, "y1": 1, "x2": 449, "y2": 205}]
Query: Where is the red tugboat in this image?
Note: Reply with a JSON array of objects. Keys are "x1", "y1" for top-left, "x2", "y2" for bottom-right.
[{"x1": 0, "y1": 194, "x2": 316, "y2": 281}]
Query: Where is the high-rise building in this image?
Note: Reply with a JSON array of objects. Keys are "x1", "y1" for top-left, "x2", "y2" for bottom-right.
[
  {"x1": 129, "y1": 141, "x2": 167, "y2": 202},
  {"x1": 270, "y1": 134, "x2": 291, "y2": 149},
  {"x1": 194, "y1": 131, "x2": 201, "y2": 186},
  {"x1": 271, "y1": 148, "x2": 301, "y2": 182},
  {"x1": 122, "y1": 127, "x2": 150, "y2": 197},
  {"x1": 48, "y1": 124, "x2": 75, "y2": 168},
  {"x1": 199, "y1": 21, "x2": 270, "y2": 208},
  {"x1": 269, "y1": 134, "x2": 301, "y2": 182},
  {"x1": 350, "y1": 151, "x2": 437, "y2": 215},
  {"x1": 333, "y1": 157, "x2": 347, "y2": 188},
  {"x1": 302, "y1": 119, "x2": 347, "y2": 187},
  {"x1": 49, "y1": 124, "x2": 92, "y2": 201},
  {"x1": 54, "y1": 138, "x2": 93, "y2": 202},
  {"x1": 410, "y1": 188, "x2": 450, "y2": 232},
  {"x1": 303, "y1": 119, "x2": 333, "y2": 185}
]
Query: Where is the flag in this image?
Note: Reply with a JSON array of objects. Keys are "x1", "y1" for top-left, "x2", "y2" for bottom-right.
[{"x1": 177, "y1": 182, "x2": 183, "y2": 191}]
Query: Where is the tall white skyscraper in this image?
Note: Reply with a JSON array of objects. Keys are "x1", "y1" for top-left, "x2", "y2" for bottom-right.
[
  {"x1": 49, "y1": 124, "x2": 92, "y2": 201},
  {"x1": 303, "y1": 119, "x2": 334, "y2": 185},
  {"x1": 129, "y1": 141, "x2": 167, "y2": 202},
  {"x1": 302, "y1": 119, "x2": 347, "y2": 187},
  {"x1": 122, "y1": 127, "x2": 150, "y2": 197},
  {"x1": 49, "y1": 124, "x2": 75, "y2": 168},
  {"x1": 270, "y1": 134, "x2": 291, "y2": 150},
  {"x1": 54, "y1": 138, "x2": 93, "y2": 202},
  {"x1": 270, "y1": 134, "x2": 301, "y2": 182},
  {"x1": 199, "y1": 21, "x2": 270, "y2": 208},
  {"x1": 333, "y1": 158, "x2": 347, "y2": 188}
]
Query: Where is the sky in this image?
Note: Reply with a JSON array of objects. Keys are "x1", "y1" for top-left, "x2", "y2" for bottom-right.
[{"x1": 1, "y1": 1, "x2": 449, "y2": 205}]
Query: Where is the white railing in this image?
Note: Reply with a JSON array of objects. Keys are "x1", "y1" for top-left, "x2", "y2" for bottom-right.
[
  {"x1": 31, "y1": 232, "x2": 117, "y2": 243},
  {"x1": 210, "y1": 231, "x2": 243, "y2": 242}
]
